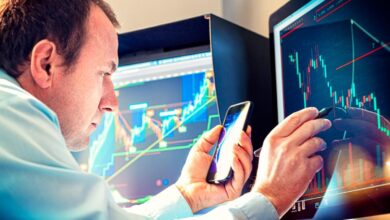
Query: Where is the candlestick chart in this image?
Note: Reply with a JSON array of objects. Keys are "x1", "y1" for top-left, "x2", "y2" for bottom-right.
[{"x1": 276, "y1": 0, "x2": 390, "y2": 218}]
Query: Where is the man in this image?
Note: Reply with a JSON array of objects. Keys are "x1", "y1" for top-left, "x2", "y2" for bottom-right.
[{"x1": 0, "y1": 0, "x2": 331, "y2": 219}]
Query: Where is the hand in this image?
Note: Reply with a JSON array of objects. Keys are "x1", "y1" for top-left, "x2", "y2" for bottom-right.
[
  {"x1": 252, "y1": 107, "x2": 332, "y2": 217},
  {"x1": 176, "y1": 125, "x2": 253, "y2": 213}
]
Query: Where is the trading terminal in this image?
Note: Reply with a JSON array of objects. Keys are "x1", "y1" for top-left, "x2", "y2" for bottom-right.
[{"x1": 0, "y1": 0, "x2": 389, "y2": 219}]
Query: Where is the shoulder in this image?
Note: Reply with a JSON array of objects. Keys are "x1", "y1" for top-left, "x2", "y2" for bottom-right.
[
  {"x1": 0, "y1": 76, "x2": 60, "y2": 126},
  {"x1": 0, "y1": 76, "x2": 79, "y2": 169}
]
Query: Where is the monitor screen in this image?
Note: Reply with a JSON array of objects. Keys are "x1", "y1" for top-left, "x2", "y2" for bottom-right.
[
  {"x1": 86, "y1": 52, "x2": 220, "y2": 206},
  {"x1": 272, "y1": 0, "x2": 389, "y2": 218}
]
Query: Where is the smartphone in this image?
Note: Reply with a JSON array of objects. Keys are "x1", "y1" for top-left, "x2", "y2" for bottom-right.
[{"x1": 206, "y1": 101, "x2": 253, "y2": 184}]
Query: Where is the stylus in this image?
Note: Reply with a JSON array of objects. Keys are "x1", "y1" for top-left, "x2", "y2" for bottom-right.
[{"x1": 315, "y1": 106, "x2": 333, "y2": 119}]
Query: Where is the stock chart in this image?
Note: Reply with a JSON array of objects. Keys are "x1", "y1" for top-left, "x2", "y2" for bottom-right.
[
  {"x1": 87, "y1": 54, "x2": 220, "y2": 206},
  {"x1": 275, "y1": 0, "x2": 389, "y2": 218}
]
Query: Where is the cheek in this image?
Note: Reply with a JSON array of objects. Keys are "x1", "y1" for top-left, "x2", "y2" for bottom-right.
[
  {"x1": 85, "y1": 84, "x2": 102, "y2": 105},
  {"x1": 87, "y1": 79, "x2": 105, "y2": 110},
  {"x1": 71, "y1": 79, "x2": 103, "y2": 121}
]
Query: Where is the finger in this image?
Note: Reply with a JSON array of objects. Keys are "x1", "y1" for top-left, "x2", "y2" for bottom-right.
[
  {"x1": 231, "y1": 155, "x2": 245, "y2": 192},
  {"x1": 299, "y1": 137, "x2": 326, "y2": 157},
  {"x1": 290, "y1": 118, "x2": 331, "y2": 145},
  {"x1": 246, "y1": 125, "x2": 252, "y2": 138},
  {"x1": 307, "y1": 155, "x2": 324, "y2": 174},
  {"x1": 238, "y1": 131, "x2": 253, "y2": 162},
  {"x1": 233, "y1": 144, "x2": 253, "y2": 181},
  {"x1": 270, "y1": 107, "x2": 319, "y2": 138},
  {"x1": 193, "y1": 125, "x2": 223, "y2": 153}
]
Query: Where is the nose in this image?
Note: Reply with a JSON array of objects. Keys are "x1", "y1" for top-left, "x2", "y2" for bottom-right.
[{"x1": 98, "y1": 77, "x2": 118, "y2": 113}]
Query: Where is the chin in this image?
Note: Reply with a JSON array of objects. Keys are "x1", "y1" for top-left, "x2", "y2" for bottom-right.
[{"x1": 66, "y1": 136, "x2": 90, "y2": 152}]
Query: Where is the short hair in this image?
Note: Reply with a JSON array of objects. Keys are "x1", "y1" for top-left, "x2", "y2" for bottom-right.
[{"x1": 0, "y1": 0, "x2": 120, "y2": 78}]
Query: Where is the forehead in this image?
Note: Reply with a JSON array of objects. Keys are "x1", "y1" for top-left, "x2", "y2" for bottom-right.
[{"x1": 83, "y1": 5, "x2": 119, "y2": 66}]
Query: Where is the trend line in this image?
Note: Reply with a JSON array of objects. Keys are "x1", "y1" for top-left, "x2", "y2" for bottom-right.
[
  {"x1": 351, "y1": 20, "x2": 390, "y2": 53},
  {"x1": 336, "y1": 41, "x2": 390, "y2": 70}
]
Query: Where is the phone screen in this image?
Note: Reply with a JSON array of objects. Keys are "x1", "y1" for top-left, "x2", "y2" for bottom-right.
[{"x1": 207, "y1": 102, "x2": 252, "y2": 183}]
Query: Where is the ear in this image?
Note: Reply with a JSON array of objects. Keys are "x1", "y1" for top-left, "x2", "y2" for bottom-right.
[{"x1": 30, "y1": 40, "x2": 58, "y2": 89}]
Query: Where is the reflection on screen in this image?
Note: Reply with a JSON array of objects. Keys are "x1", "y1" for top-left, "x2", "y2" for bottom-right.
[
  {"x1": 273, "y1": 0, "x2": 389, "y2": 218},
  {"x1": 86, "y1": 52, "x2": 220, "y2": 206}
]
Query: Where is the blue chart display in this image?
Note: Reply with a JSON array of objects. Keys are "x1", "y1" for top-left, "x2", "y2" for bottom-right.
[
  {"x1": 273, "y1": 0, "x2": 389, "y2": 218},
  {"x1": 87, "y1": 53, "x2": 220, "y2": 206}
]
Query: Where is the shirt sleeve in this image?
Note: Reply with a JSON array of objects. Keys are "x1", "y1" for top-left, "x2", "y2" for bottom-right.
[
  {"x1": 125, "y1": 185, "x2": 194, "y2": 220},
  {"x1": 182, "y1": 192, "x2": 279, "y2": 220}
]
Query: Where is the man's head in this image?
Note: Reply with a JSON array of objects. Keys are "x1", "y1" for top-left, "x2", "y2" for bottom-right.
[{"x1": 0, "y1": 0, "x2": 120, "y2": 151}]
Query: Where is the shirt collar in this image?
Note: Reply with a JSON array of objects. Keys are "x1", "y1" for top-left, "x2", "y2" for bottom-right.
[{"x1": 0, "y1": 69, "x2": 21, "y2": 87}]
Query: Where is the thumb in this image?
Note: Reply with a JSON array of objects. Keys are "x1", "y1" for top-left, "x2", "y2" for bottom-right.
[{"x1": 193, "y1": 125, "x2": 223, "y2": 153}]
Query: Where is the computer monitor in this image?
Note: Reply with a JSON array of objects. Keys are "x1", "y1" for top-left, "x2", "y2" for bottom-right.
[
  {"x1": 87, "y1": 49, "x2": 220, "y2": 206},
  {"x1": 270, "y1": 0, "x2": 389, "y2": 219}
]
